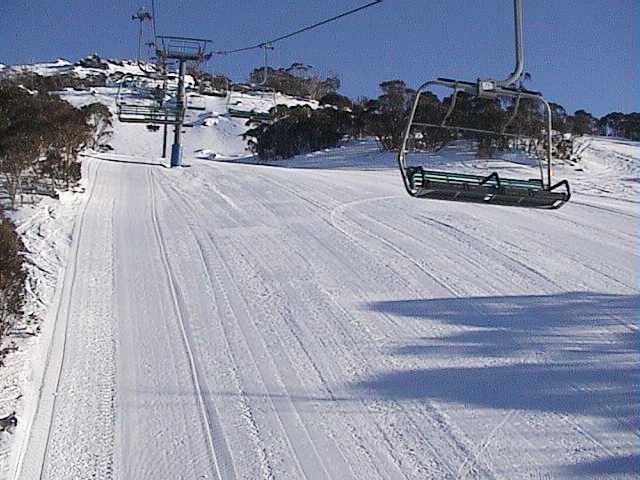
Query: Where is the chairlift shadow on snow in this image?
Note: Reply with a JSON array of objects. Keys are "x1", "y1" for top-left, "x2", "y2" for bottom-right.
[
  {"x1": 569, "y1": 454, "x2": 640, "y2": 477},
  {"x1": 357, "y1": 291, "x2": 639, "y2": 476},
  {"x1": 621, "y1": 177, "x2": 640, "y2": 184}
]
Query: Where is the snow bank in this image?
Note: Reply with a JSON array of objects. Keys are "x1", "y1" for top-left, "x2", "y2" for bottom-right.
[
  {"x1": 565, "y1": 136, "x2": 640, "y2": 201},
  {"x1": 0, "y1": 189, "x2": 83, "y2": 480}
]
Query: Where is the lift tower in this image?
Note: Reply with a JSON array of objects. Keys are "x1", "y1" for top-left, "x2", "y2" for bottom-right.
[
  {"x1": 155, "y1": 36, "x2": 211, "y2": 167},
  {"x1": 131, "y1": 8, "x2": 153, "y2": 62}
]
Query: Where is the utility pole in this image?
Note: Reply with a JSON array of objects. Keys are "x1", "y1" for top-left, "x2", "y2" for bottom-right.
[
  {"x1": 161, "y1": 59, "x2": 169, "y2": 159},
  {"x1": 131, "y1": 7, "x2": 153, "y2": 62}
]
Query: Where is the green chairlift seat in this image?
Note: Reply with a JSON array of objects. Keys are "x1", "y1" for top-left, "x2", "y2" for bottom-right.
[
  {"x1": 227, "y1": 108, "x2": 273, "y2": 121},
  {"x1": 117, "y1": 104, "x2": 180, "y2": 125},
  {"x1": 405, "y1": 167, "x2": 570, "y2": 209}
]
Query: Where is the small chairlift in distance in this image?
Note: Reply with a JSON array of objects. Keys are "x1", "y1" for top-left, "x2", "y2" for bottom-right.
[
  {"x1": 227, "y1": 43, "x2": 277, "y2": 122},
  {"x1": 116, "y1": 20, "x2": 183, "y2": 129},
  {"x1": 398, "y1": 0, "x2": 570, "y2": 209},
  {"x1": 116, "y1": 73, "x2": 180, "y2": 126}
]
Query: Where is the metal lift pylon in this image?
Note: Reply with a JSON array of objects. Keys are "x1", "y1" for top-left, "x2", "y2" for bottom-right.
[{"x1": 155, "y1": 36, "x2": 211, "y2": 167}]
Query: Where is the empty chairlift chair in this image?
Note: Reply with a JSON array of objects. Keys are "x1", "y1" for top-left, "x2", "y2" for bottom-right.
[
  {"x1": 227, "y1": 44, "x2": 277, "y2": 121},
  {"x1": 116, "y1": 73, "x2": 181, "y2": 125},
  {"x1": 397, "y1": 0, "x2": 570, "y2": 209}
]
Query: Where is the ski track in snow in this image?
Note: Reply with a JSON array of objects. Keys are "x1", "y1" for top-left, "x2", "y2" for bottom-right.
[
  {"x1": 169, "y1": 183, "x2": 457, "y2": 479},
  {"x1": 160, "y1": 174, "x2": 350, "y2": 480},
  {"x1": 4, "y1": 126, "x2": 638, "y2": 480},
  {"x1": 14, "y1": 161, "x2": 117, "y2": 480},
  {"x1": 147, "y1": 171, "x2": 229, "y2": 480}
]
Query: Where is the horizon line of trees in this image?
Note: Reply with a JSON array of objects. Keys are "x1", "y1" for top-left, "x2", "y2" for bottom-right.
[
  {"x1": 241, "y1": 73, "x2": 638, "y2": 160},
  {"x1": 189, "y1": 62, "x2": 341, "y2": 102},
  {"x1": 185, "y1": 61, "x2": 640, "y2": 145}
]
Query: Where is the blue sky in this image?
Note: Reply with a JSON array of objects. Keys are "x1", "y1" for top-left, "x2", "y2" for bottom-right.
[{"x1": 1, "y1": 0, "x2": 637, "y2": 116}]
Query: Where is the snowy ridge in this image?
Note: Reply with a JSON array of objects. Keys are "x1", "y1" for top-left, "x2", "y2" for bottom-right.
[
  {"x1": 0, "y1": 56, "x2": 165, "y2": 82},
  {"x1": 0, "y1": 59, "x2": 74, "y2": 77}
]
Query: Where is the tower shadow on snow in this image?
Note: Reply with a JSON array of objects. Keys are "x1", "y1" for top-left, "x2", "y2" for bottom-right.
[{"x1": 356, "y1": 292, "x2": 639, "y2": 476}]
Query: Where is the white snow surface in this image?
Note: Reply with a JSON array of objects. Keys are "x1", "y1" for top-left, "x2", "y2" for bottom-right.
[
  {"x1": 0, "y1": 83, "x2": 638, "y2": 479},
  {"x1": 0, "y1": 192, "x2": 83, "y2": 480}
]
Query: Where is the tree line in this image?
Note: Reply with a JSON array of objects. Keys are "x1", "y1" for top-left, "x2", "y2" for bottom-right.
[
  {"x1": 241, "y1": 75, "x2": 639, "y2": 160},
  {"x1": 191, "y1": 63, "x2": 341, "y2": 101},
  {"x1": 248, "y1": 63, "x2": 340, "y2": 101},
  {"x1": 0, "y1": 72, "x2": 113, "y2": 349},
  {"x1": 0, "y1": 78, "x2": 112, "y2": 209}
]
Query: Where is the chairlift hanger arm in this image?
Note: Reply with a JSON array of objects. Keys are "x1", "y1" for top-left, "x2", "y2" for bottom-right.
[
  {"x1": 500, "y1": 0, "x2": 525, "y2": 87},
  {"x1": 213, "y1": 0, "x2": 382, "y2": 55}
]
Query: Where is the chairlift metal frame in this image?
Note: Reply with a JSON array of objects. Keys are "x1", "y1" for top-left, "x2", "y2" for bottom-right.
[
  {"x1": 116, "y1": 73, "x2": 181, "y2": 125},
  {"x1": 398, "y1": 0, "x2": 570, "y2": 209},
  {"x1": 186, "y1": 93, "x2": 207, "y2": 111},
  {"x1": 155, "y1": 36, "x2": 211, "y2": 63}
]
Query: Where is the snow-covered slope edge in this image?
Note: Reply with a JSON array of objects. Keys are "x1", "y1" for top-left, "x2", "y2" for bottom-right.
[{"x1": 0, "y1": 186, "x2": 85, "y2": 480}]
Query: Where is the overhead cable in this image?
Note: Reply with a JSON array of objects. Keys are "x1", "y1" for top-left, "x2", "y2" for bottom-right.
[{"x1": 214, "y1": 0, "x2": 382, "y2": 55}]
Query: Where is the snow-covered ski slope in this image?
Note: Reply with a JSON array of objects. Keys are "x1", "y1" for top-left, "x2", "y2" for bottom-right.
[
  {"x1": 11, "y1": 86, "x2": 640, "y2": 480},
  {"x1": 57, "y1": 83, "x2": 318, "y2": 161}
]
